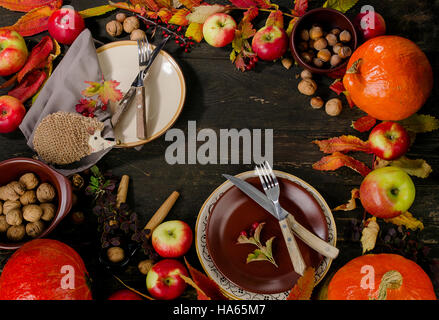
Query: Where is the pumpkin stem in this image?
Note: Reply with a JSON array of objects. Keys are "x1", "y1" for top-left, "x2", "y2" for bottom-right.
[
  {"x1": 376, "y1": 270, "x2": 403, "y2": 300},
  {"x1": 346, "y1": 59, "x2": 362, "y2": 74}
]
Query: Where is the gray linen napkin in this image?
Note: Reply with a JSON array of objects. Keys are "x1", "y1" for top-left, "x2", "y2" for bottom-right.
[{"x1": 19, "y1": 29, "x2": 114, "y2": 176}]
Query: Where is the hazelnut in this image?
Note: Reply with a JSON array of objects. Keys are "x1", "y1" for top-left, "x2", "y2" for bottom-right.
[
  {"x1": 23, "y1": 204, "x2": 43, "y2": 222},
  {"x1": 6, "y1": 209, "x2": 22, "y2": 226},
  {"x1": 338, "y1": 46, "x2": 352, "y2": 59},
  {"x1": 309, "y1": 26, "x2": 323, "y2": 40},
  {"x1": 300, "y1": 29, "x2": 309, "y2": 41},
  {"x1": 123, "y1": 16, "x2": 140, "y2": 34},
  {"x1": 130, "y1": 29, "x2": 146, "y2": 41},
  {"x1": 308, "y1": 39, "x2": 315, "y2": 49},
  {"x1": 317, "y1": 49, "x2": 331, "y2": 62},
  {"x1": 26, "y1": 220, "x2": 44, "y2": 238},
  {"x1": 333, "y1": 43, "x2": 343, "y2": 55},
  {"x1": 40, "y1": 203, "x2": 56, "y2": 222},
  {"x1": 106, "y1": 20, "x2": 123, "y2": 37},
  {"x1": 313, "y1": 58, "x2": 324, "y2": 68},
  {"x1": 325, "y1": 98, "x2": 343, "y2": 116},
  {"x1": 19, "y1": 173, "x2": 38, "y2": 190},
  {"x1": 7, "y1": 225, "x2": 25, "y2": 241},
  {"x1": 325, "y1": 33, "x2": 338, "y2": 46},
  {"x1": 20, "y1": 190, "x2": 37, "y2": 206},
  {"x1": 3, "y1": 200, "x2": 20, "y2": 215},
  {"x1": 301, "y1": 51, "x2": 314, "y2": 63},
  {"x1": 298, "y1": 41, "x2": 308, "y2": 51},
  {"x1": 138, "y1": 259, "x2": 154, "y2": 275},
  {"x1": 313, "y1": 38, "x2": 328, "y2": 51},
  {"x1": 300, "y1": 69, "x2": 313, "y2": 79},
  {"x1": 0, "y1": 215, "x2": 9, "y2": 232},
  {"x1": 107, "y1": 246, "x2": 125, "y2": 263},
  {"x1": 330, "y1": 28, "x2": 341, "y2": 36},
  {"x1": 116, "y1": 12, "x2": 127, "y2": 23},
  {"x1": 330, "y1": 54, "x2": 343, "y2": 67},
  {"x1": 310, "y1": 96, "x2": 324, "y2": 109},
  {"x1": 8, "y1": 181, "x2": 26, "y2": 196},
  {"x1": 339, "y1": 30, "x2": 352, "y2": 43},
  {"x1": 298, "y1": 79, "x2": 317, "y2": 96},
  {"x1": 71, "y1": 211, "x2": 85, "y2": 224},
  {"x1": 36, "y1": 183, "x2": 56, "y2": 203}
]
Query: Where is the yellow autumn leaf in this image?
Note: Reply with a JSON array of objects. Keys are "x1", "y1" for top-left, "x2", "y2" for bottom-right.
[
  {"x1": 384, "y1": 212, "x2": 424, "y2": 231},
  {"x1": 185, "y1": 22, "x2": 203, "y2": 42},
  {"x1": 333, "y1": 188, "x2": 360, "y2": 211},
  {"x1": 79, "y1": 5, "x2": 116, "y2": 19},
  {"x1": 361, "y1": 217, "x2": 379, "y2": 254}
]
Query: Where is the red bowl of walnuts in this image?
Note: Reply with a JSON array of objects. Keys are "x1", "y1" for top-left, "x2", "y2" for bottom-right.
[
  {"x1": 0, "y1": 158, "x2": 73, "y2": 250},
  {"x1": 290, "y1": 8, "x2": 358, "y2": 74}
]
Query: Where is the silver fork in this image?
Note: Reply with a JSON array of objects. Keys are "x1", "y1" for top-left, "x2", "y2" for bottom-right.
[
  {"x1": 255, "y1": 161, "x2": 306, "y2": 275},
  {"x1": 135, "y1": 37, "x2": 151, "y2": 140}
]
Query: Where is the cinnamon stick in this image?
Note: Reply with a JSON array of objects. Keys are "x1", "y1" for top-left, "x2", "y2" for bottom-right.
[
  {"x1": 144, "y1": 191, "x2": 179, "y2": 238},
  {"x1": 116, "y1": 175, "x2": 129, "y2": 208}
]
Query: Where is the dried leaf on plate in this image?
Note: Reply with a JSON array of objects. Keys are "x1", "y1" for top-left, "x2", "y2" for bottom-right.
[
  {"x1": 333, "y1": 188, "x2": 360, "y2": 211},
  {"x1": 361, "y1": 217, "x2": 379, "y2": 254},
  {"x1": 82, "y1": 80, "x2": 123, "y2": 105},
  {"x1": 313, "y1": 135, "x2": 371, "y2": 154},
  {"x1": 352, "y1": 115, "x2": 376, "y2": 133},
  {"x1": 186, "y1": 4, "x2": 226, "y2": 24},
  {"x1": 384, "y1": 211, "x2": 424, "y2": 231},
  {"x1": 312, "y1": 152, "x2": 372, "y2": 177},
  {"x1": 286, "y1": 267, "x2": 315, "y2": 300}
]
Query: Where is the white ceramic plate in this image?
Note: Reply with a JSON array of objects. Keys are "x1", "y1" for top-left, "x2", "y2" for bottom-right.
[
  {"x1": 195, "y1": 170, "x2": 337, "y2": 300},
  {"x1": 97, "y1": 41, "x2": 185, "y2": 148}
]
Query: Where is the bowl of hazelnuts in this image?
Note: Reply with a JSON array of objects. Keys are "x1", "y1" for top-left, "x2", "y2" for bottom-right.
[
  {"x1": 0, "y1": 158, "x2": 73, "y2": 249},
  {"x1": 290, "y1": 8, "x2": 358, "y2": 74}
]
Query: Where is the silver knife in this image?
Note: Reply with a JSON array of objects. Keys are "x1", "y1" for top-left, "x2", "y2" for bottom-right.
[
  {"x1": 110, "y1": 37, "x2": 170, "y2": 128},
  {"x1": 223, "y1": 174, "x2": 339, "y2": 259}
]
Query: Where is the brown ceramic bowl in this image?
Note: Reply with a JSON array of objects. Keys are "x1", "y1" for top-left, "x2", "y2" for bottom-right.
[
  {"x1": 290, "y1": 8, "x2": 358, "y2": 75},
  {"x1": 0, "y1": 158, "x2": 73, "y2": 250}
]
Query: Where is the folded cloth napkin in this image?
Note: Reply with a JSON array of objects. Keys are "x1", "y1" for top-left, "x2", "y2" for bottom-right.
[{"x1": 19, "y1": 29, "x2": 114, "y2": 176}]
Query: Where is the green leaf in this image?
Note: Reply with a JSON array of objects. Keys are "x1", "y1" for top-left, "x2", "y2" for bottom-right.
[
  {"x1": 399, "y1": 114, "x2": 439, "y2": 133},
  {"x1": 246, "y1": 249, "x2": 269, "y2": 263},
  {"x1": 322, "y1": 0, "x2": 359, "y2": 13},
  {"x1": 237, "y1": 234, "x2": 257, "y2": 246},
  {"x1": 90, "y1": 165, "x2": 101, "y2": 177}
]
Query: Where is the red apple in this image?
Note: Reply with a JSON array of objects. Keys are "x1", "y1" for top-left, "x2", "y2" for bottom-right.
[
  {"x1": 152, "y1": 220, "x2": 193, "y2": 258},
  {"x1": 0, "y1": 95, "x2": 26, "y2": 133},
  {"x1": 360, "y1": 167, "x2": 415, "y2": 219},
  {"x1": 0, "y1": 30, "x2": 28, "y2": 77},
  {"x1": 369, "y1": 121, "x2": 410, "y2": 160},
  {"x1": 146, "y1": 259, "x2": 188, "y2": 300},
  {"x1": 202, "y1": 13, "x2": 237, "y2": 48},
  {"x1": 108, "y1": 289, "x2": 143, "y2": 300},
  {"x1": 252, "y1": 25, "x2": 288, "y2": 61},
  {"x1": 48, "y1": 6, "x2": 85, "y2": 45},
  {"x1": 353, "y1": 11, "x2": 386, "y2": 40}
]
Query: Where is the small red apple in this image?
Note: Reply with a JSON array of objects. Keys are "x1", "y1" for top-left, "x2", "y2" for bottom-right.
[
  {"x1": 252, "y1": 25, "x2": 288, "y2": 61},
  {"x1": 202, "y1": 13, "x2": 237, "y2": 48},
  {"x1": 48, "y1": 6, "x2": 85, "y2": 45},
  {"x1": 108, "y1": 289, "x2": 143, "y2": 300},
  {"x1": 0, "y1": 30, "x2": 28, "y2": 77},
  {"x1": 360, "y1": 167, "x2": 415, "y2": 219},
  {"x1": 353, "y1": 11, "x2": 386, "y2": 40},
  {"x1": 146, "y1": 259, "x2": 188, "y2": 300},
  {"x1": 0, "y1": 95, "x2": 26, "y2": 133},
  {"x1": 369, "y1": 121, "x2": 410, "y2": 160},
  {"x1": 152, "y1": 220, "x2": 193, "y2": 258}
]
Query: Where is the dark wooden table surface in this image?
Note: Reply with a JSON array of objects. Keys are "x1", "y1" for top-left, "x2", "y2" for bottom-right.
[{"x1": 0, "y1": 0, "x2": 438, "y2": 299}]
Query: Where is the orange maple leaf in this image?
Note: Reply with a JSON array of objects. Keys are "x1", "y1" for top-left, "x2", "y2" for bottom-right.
[{"x1": 287, "y1": 267, "x2": 315, "y2": 300}]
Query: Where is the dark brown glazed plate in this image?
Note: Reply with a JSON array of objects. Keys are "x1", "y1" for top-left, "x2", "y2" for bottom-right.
[{"x1": 205, "y1": 172, "x2": 329, "y2": 295}]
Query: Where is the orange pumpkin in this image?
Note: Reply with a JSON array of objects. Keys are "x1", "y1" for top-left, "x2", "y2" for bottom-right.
[
  {"x1": 327, "y1": 253, "x2": 436, "y2": 300},
  {"x1": 343, "y1": 36, "x2": 433, "y2": 121}
]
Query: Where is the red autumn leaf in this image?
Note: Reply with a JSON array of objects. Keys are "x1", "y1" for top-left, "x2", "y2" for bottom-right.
[
  {"x1": 0, "y1": 0, "x2": 59, "y2": 12},
  {"x1": 312, "y1": 152, "x2": 372, "y2": 177},
  {"x1": 286, "y1": 17, "x2": 299, "y2": 37},
  {"x1": 329, "y1": 79, "x2": 345, "y2": 95},
  {"x1": 184, "y1": 258, "x2": 229, "y2": 300},
  {"x1": 157, "y1": 7, "x2": 173, "y2": 22},
  {"x1": 130, "y1": 0, "x2": 163, "y2": 11},
  {"x1": 109, "y1": 1, "x2": 146, "y2": 14},
  {"x1": 8, "y1": 69, "x2": 47, "y2": 103},
  {"x1": 265, "y1": 10, "x2": 283, "y2": 29},
  {"x1": 179, "y1": 0, "x2": 202, "y2": 9},
  {"x1": 229, "y1": 0, "x2": 271, "y2": 9},
  {"x1": 0, "y1": 0, "x2": 62, "y2": 36},
  {"x1": 168, "y1": 8, "x2": 190, "y2": 26},
  {"x1": 75, "y1": 98, "x2": 97, "y2": 114},
  {"x1": 243, "y1": 6, "x2": 259, "y2": 22},
  {"x1": 294, "y1": 0, "x2": 308, "y2": 16},
  {"x1": 82, "y1": 80, "x2": 123, "y2": 105},
  {"x1": 17, "y1": 36, "x2": 53, "y2": 82},
  {"x1": 287, "y1": 267, "x2": 315, "y2": 300},
  {"x1": 352, "y1": 115, "x2": 377, "y2": 133},
  {"x1": 313, "y1": 135, "x2": 372, "y2": 154}
]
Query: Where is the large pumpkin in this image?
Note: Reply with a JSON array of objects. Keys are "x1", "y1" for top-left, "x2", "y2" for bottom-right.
[
  {"x1": 327, "y1": 253, "x2": 436, "y2": 300},
  {"x1": 343, "y1": 36, "x2": 433, "y2": 121},
  {"x1": 0, "y1": 239, "x2": 92, "y2": 300}
]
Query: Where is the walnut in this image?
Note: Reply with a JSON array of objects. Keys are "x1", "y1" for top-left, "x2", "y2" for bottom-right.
[
  {"x1": 6, "y1": 208, "x2": 22, "y2": 226},
  {"x1": 300, "y1": 69, "x2": 312, "y2": 80},
  {"x1": 7, "y1": 225, "x2": 25, "y2": 241},
  {"x1": 26, "y1": 220, "x2": 44, "y2": 238},
  {"x1": 0, "y1": 185, "x2": 19, "y2": 201},
  {"x1": 40, "y1": 203, "x2": 56, "y2": 222},
  {"x1": 107, "y1": 246, "x2": 125, "y2": 263},
  {"x1": 106, "y1": 20, "x2": 123, "y2": 37},
  {"x1": 138, "y1": 259, "x2": 154, "y2": 275},
  {"x1": 8, "y1": 181, "x2": 26, "y2": 196},
  {"x1": 19, "y1": 173, "x2": 39, "y2": 190},
  {"x1": 130, "y1": 29, "x2": 146, "y2": 41},
  {"x1": 36, "y1": 183, "x2": 56, "y2": 203},
  {"x1": 123, "y1": 16, "x2": 139, "y2": 34},
  {"x1": 325, "y1": 98, "x2": 343, "y2": 116},
  {"x1": 0, "y1": 215, "x2": 10, "y2": 232},
  {"x1": 3, "y1": 200, "x2": 21, "y2": 214},
  {"x1": 20, "y1": 190, "x2": 37, "y2": 206},
  {"x1": 0, "y1": 201, "x2": 2, "y2": 215},
  {"x1": 23, "y1": 204, "x2": 43, "y2": 222},
  {"x1": 298, "y1": 79, "x2": 317, "y2": 96}
]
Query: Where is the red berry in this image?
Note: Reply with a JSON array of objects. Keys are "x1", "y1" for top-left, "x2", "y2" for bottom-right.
[
  {"x1": 184, "y1": 49, "x2": 189, "y2": 53},
  {"x1": 175, "y1": 40, "x2": 179, "y2": 44},
  {"x1": 177, "y1": 26, "x2": 182, "y2": 32},
  {"x1": 101, "y1": 105, "x2": 107, "y2": 111},
  {"x1": 83, "y1": 112, "x2": 88, "y2": 117},
  {"x1": 89, "y1": 113, "x2": 94, "y2": 118},
  {"x1": 239, "y1": 231, "x2": 247, "y2": 237},
  {"x1": 251, "y1": 222, "x2": 259, "y2": 229}
]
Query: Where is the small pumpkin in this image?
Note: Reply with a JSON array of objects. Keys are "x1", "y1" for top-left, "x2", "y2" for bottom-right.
[
  {"x1": 343, "y1": 36, "x2": 433, "y2": 121},
  {"x1": 327, "y1": 253, "x2": 436, "y2": 300},
  {"x1": 0, "y1": 239, "x2": 92, "y2": 300}
]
